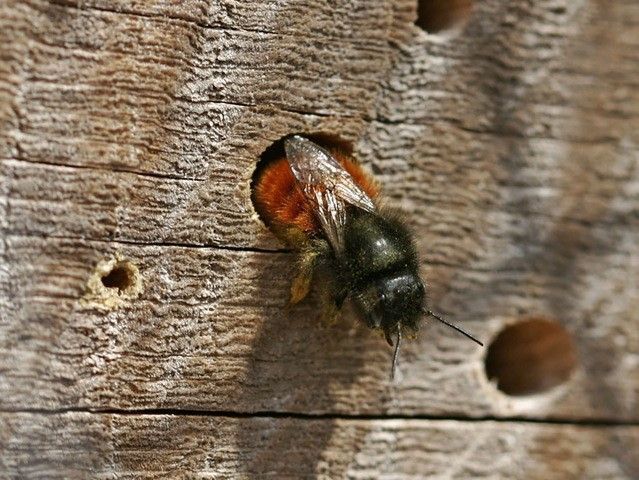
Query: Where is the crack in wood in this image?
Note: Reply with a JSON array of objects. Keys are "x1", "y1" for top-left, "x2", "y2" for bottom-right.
[{"x1": 3, "y1": 406, "x2": 639, "y2": 427}]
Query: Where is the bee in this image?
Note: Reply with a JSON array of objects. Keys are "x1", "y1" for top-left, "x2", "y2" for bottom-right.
[{"x1": 252, "y1": 135, "x2": 482, "y2": 379}]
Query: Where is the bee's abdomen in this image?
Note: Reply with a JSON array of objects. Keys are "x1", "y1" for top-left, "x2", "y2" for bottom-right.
[
  {"x1": 253, "y1": 152, "x2": 379, "y2": 246},
  {"x1": 253, "y1": 156, "x2": 318, "y2": 237}
]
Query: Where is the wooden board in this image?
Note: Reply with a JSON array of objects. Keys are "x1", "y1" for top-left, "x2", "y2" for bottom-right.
[
  {"x1": 2, "y1": 234, "x2": 638, "y2": 423},
  {"x1": 1, "y1": 413, "x2": 638, "y2": 479},
  {"x1": 1, "y1": 0, "x2": 638, "y2": 477}
]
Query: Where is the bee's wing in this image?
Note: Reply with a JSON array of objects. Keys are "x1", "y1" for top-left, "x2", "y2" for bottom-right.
[{"x1": 284, "y1": 135, "x2": 376, "y2": 251}]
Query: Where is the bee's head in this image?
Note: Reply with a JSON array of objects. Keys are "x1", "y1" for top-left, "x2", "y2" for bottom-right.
[
  {"x1": 353, "y1": 272, "x2": 483, "y2": 380},
  {"x1": 352, "y1": 272, "x2": 424, "y2": 380},
  {"x1": 353, "y1": 271, "x2": 425, "y2": 340}
]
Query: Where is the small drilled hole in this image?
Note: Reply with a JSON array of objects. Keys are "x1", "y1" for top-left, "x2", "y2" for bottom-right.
[
  {"x1": 101, "y1": 263, "x2": 135, "y2": 293},
  {"x1": 416, "y1": 0, "x2": 473, "y2": 34},
  {"x1": 82, "y1": 257, "x2": 142, "y2": 311},
  {"x1": 485, "y1": 318, "x2": 578, "y2": 396}
]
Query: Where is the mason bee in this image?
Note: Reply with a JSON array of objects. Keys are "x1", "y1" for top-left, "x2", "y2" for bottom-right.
[{"x1": 252, "y1": 135, "x2": 482, "y2": 379}]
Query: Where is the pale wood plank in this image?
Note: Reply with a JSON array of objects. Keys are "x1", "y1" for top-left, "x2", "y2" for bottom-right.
[
  {"x1": 2, "y1": 0, "x2": 639, "y2": 476},
  {"x1": 1, "y1": 235, "x2": 637, "y2": 421},
  {"x1": 1, "y1": 413, "x2": 637, "y2": 479}
]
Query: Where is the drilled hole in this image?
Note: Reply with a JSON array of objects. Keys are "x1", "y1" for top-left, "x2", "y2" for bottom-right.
[
  {"x1": 82, "y1": 257, "x2": 143, "y2": 311},
  {"x1": 416, "y1": 0, "x2": 473, "y2": 34},
  {"x1": 485, "y1": 318, "x2": 578, "y2": 396},
  {"x1": 101, "y1": 262, "x2": 135, "y2": 293},
  {"x1": 251, "y1": 132, "x2": 353, "y2": 229}
]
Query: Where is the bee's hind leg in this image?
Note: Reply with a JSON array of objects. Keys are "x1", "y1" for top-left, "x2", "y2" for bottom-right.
[
  {"x1": 289, "y1": 239, "x2": 331, "y2": 305},
  {"x1": 319, "y1": 284, "x2": 347, "y2": 327},
  {"x1": 289, "y1": 239, "x2": 347, "y2": 327}
]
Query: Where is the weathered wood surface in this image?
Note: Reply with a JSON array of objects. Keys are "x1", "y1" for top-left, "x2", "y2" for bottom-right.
[
  {"x1": 1, "y1": 413, "x2": 638, "y2": 479},
  {"x1": 1, "y1": 0, "x2": 639, "y2": 477},
  {"x1": 2, "y1": 234, "x2": 639, "y2": 422}
]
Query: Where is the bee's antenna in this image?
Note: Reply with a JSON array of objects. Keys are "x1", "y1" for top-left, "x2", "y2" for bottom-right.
[
  {"x1": 390, "y1": 324, "x2": 402, "y2": 381},
  {"x1": 423, "y1": 309, "x2": 483, "y2": 346}
]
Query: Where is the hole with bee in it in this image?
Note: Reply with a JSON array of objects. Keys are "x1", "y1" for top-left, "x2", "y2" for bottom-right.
[
  {"x1": 416, "y1": 0, "x2": 473, "y2": 34},
  {"x1": 250, "y1": 132, "x2": 354, "y2": 230},
  {"x1": 484, "y1": 317, "x2": 578, "y2": 396}
]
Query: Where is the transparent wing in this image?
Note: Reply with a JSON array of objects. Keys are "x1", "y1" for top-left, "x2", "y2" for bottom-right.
[{"x1": 284, "y1": 135, "x2": 376, "y2": 251}]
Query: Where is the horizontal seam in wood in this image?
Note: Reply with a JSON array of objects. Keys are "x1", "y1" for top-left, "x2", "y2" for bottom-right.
[
  {"x1": 4, "y1": 231, "x2": 291, "y2": 254},
  {"x1": 3, "y1": 156, "x2": 206, "y2": 182},
  {"x1": 2, "y1": 406, "x2": 638, "y2": 427},
  {"x1": 3, "y1": 232, "x2": 633, "y2": 272}
]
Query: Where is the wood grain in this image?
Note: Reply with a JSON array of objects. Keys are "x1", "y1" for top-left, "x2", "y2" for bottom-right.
[
  {"x1": 1, "y1": 0, "x2": 639, "y2": 477},
  {"x1": 1, "y1": 234, "x2": 638, "y2": 422},
  {"x1": 1, "y1": 413, "x2": 638, "y2": 479}
]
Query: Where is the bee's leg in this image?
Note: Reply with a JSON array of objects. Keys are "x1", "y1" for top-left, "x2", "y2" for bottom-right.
[
  {"x1": 289, "y1": 250, "x2": 315, "y2": 305},
  {"x1": 320, "y1": 282, "x2": 348, "y2": 327},
  {"x1": 289, "y1": 239, "x2": 330, "y2": 305}
]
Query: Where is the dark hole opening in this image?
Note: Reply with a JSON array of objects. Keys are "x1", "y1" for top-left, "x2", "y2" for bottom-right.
[
  {"x1": 416, "y1": 0, "x2": 473, "y2": 33},
  {"x1": 485, "y1": 318, "x2": 578, "y2": 396},
  {"x1": 101, "y1": 264, "x2": 134, "y2": 292}
]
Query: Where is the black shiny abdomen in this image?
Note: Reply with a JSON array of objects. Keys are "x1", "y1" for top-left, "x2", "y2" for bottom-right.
[{"x1": 338, "y1": 210, "x2": 425, "y2": 334}]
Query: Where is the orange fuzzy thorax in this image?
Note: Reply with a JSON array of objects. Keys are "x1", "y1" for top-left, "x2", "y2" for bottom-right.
[{"x1": 253, "y1": 150, "x2": 379, "y2": 242}]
